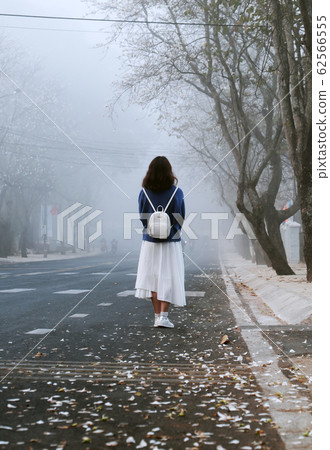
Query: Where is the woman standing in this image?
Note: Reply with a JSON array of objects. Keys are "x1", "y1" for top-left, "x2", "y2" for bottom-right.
[{"x1": 135, "y1": 156, "x2": 186, "y2": 328}]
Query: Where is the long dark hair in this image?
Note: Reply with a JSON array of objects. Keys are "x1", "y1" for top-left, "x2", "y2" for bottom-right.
[{"x1": 142, "y1": 156, "x2": 178, "y2": 191}]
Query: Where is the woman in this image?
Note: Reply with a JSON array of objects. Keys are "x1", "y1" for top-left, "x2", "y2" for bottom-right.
[{"x1": 135, "y1": 156, "x2": 186, "y2": 328}]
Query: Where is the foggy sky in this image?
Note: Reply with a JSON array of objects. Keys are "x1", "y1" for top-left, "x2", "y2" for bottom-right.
[{"x1": 0, "y1": 0, "x2": 223, "y2": 234}]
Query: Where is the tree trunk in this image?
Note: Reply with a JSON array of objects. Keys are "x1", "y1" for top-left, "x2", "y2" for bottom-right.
[
  {"x1": 298, "y1": 127, "x2": 312, "y2": 281},
  {"x1": 270, "y1": 0, "x2": 312, "y2": 281},
  {"x1": 20, "y1": 226, "x2": 28, "y2": 258},
  {"x1": 264, "y1": 206, "x2": 288, "y2": 263},
  {"x1": 252, "y1": 221, "x2": 295, "y2": 275},
  {"x1": 0, "y1": 221, "x2": 11, "y2": 258},
  {"x1": 237, "y1": 189, "x2": 295, "y2": 275}
]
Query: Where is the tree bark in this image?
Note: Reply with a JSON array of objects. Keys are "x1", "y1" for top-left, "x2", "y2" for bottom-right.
[{"x1": 264, "y1": 206, "x2": 287, "y2": 262}]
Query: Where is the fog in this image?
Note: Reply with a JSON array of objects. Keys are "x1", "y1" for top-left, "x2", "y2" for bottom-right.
[{"x1": 0, "y1": 0, "x2": 232, "y2": 259}]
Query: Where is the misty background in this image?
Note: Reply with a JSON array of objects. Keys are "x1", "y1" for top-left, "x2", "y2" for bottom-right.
[
  {"x1": 0, "y1": 0, "x2": 220, "y2": 257},
  {"x1": 0, "y1": 0, "x2": 310, "y2": 281}
]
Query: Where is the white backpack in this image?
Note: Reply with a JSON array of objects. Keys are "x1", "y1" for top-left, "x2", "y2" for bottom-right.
[{"x1": 142, "y1": 187, "x2": 178, "y2": 239}]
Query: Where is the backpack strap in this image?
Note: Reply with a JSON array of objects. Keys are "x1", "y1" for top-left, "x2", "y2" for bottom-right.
[
  {"x1": 142, "y1": 186, "x2": 179, "y2": 213},
  {"x1": 164, "y1": 186, "x2": 179, "y2": 212},
  {"x1": 142, "y1": 188, "x2": 156, "y2": 212}
]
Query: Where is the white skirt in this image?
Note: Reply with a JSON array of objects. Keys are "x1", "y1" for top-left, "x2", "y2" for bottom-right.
[{"x1": 135, "y1": 240, "x2": 186, "y2": 307}]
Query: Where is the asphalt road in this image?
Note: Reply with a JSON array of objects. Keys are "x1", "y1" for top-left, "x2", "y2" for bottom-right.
[{"x1": 0, "y1": 249, "x2": 310, "y2": 449}]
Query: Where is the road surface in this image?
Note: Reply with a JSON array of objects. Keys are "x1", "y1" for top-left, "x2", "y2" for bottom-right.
[{"x1": 0, "y1": 250, "x2": 311, "y2": 449}]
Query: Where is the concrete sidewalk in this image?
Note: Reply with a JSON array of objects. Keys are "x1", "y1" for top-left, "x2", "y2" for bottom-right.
[
  {"x1": 221, "y1": 252, "x2": 312, "y2": 325},
  {"x1": 0, "y1": 249, "x2": 103, "y2": 265}
]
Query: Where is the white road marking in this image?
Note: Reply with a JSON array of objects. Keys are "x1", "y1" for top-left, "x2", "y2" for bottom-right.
[
  {"x1": 91, "y1": 272, "x2": 109, "y2": 276},
  {"x1": 57, "y1": 272, "x2": 79, "y2": 275},
  {"x1": 25, "y1": 328, "x2": 53, "y2": 335},
  {"x1": 117, "y1": 290, "x2": 135, "y2": 297},
  {"x1": 69, "y1": 314, "x2": 89, "y2": 318},
  {"x1": 0, "y1": 288, "x2": 36, "y2": 293},
  {"x1": 22, "y1": 272, "x2": 45, "y2": 276},
  {"x1": 126, "y1": 273, "x2": 137, "y2": 276},
  {"x1": 54, "y1": 289, "x2": 90, "y2": 294},
  {"x1": 185, "y1": 291, "x2": 205, "y2": 297},
  {"x1": 98, "y1": 303, "x2": 113, "y2": 306}
]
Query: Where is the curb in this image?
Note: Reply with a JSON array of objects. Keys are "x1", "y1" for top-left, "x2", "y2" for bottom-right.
[{"x1": 222, "y1": 253, "x2": 312, "y2": 325}]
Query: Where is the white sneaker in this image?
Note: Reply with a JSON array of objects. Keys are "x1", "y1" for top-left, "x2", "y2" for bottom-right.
[
  {"x1": 154, "y1": 317, "x2": 160, "y2": 327},
  {"x1": 158, "y1": 317, "x2": 174, "y2": 328}
]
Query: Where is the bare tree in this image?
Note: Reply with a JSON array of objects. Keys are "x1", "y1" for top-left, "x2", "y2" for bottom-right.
[
  {"x1": 87, "y1": 0, "x2": 302, "y2": 274},
  {"x1": 172, "y1": 92, "x2": 298, "y2": 264},
  {"x1": 0, "y1": 36, "x2": 58, "y2": 256}
]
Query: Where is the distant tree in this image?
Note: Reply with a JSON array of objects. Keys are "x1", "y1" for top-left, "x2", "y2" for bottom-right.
[
  {"x1": 0, "y1": 36, "x2": 57, "y2": 256},
  {"x1": 0, "y1": 110, "x2": 56, "y2": 256},
  {"x1": 1, "y1": 32, "x2": 126, "y2": 257}
]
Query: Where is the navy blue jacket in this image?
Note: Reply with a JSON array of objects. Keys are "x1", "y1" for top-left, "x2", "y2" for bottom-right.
[{"x1": 138, "y1": 186, "x2": 185, "y2": 242}]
